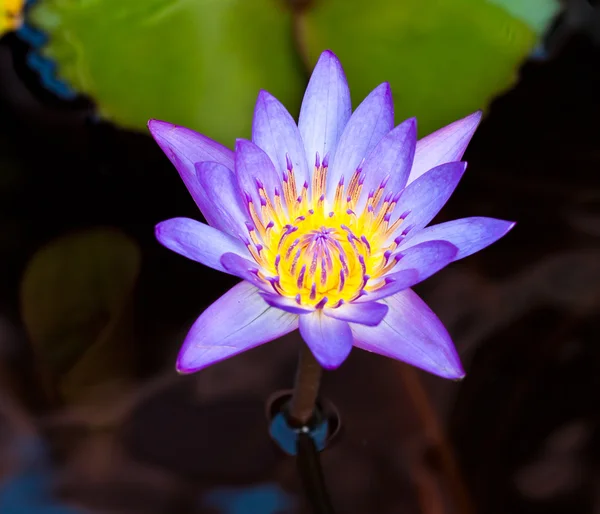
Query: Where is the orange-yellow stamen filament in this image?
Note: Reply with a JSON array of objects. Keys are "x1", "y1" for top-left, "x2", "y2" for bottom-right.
[{"x1": 244, "y1": 159, "x2": 408, "y2": 307}]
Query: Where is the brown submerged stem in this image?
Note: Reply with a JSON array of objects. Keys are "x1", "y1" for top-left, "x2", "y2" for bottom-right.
[{"x1": 288, "y1": 342, "x2": 322, "y2": 426}]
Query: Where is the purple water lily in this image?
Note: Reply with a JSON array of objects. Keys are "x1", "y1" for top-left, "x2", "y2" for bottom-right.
[{"x1": 149, "y1": 50, "x2": 514, "y2": 379}]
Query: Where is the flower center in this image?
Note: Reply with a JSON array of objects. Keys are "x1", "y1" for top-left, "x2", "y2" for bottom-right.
[
  {"x1": 271, "y1": 220, "x2": 368, "y2": 306},
  {"x1": 243, "y1": 157, "x2": 410, "y2": 307}
]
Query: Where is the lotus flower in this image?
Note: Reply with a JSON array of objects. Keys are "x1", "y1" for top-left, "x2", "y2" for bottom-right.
[{"x1": 149, "y1": 50, "x2": 514, "y2": 378}]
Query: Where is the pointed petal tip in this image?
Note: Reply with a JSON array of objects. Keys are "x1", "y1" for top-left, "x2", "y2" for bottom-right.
[
  {"x1": 495, "y1": 218, "x2": 517, "y2": 238},
  {"x1": 431, "y1": 368, "x2": 465, "y2": 381},
  {"x1": 461, "y1": 110, "x2": 483, "y2": 132},
  {"x1": 307, "y1": 343, "x2": 348, "y2": 370},
  {"x1": 401, "y1": 116, "x2": 418, "y2": 143},
  {"x1": 175, "y1": 348, "x2": 201, "y2": 374},
  {"x1": 175, "y1": 362, "x2": 194, "y2": 375},
  {"x1": 498, "y1": 220, "x2": 517, "y2": 239},
  {"x1": 469, "y1": 109, "x2": 483, "y2": 122},
  {"x1": 359, "y1": 82, "x2": 392, "y2": 106},
  {"x1": 234, "y1": 138, "x2": 254, "y2": 157},
  {"x1": 310, "y1": 49, "x2": 346, "y2": 80},
  {"x1": 454, "y1": 160, "x2": 468, "y2": 175},
  {"x1": 147, "y1": 118, "x2": 166, "y2": 129},
  {"x1": 395, "y1": 116, "x2": 417, "y2": 136},
  {"x1": 441, "y1": 240, "x2": 460, "y2": 259},
  {"x1": 433, "y1": 341, "x2": 465, "y2": 380},
  {"x1": 176, "y1": 353, "x2": 211, "y2": 375},
  {"x1": 255, "y1": 88, "x2": 273, "y2": 103},
  {"x1": 299, "y1": 313, "x2": 353, "y2": 369},
  {"x1": 154, "y1": 219, "x2": 171, "y2": 242},
  {"x1": 451, "y1": 110, "x2": 482, "y2": 130},
  {"x1": 147, "y1": 119, "x2": 177, "y2": 139},
  {"x1": 235, "y1": 138, "x2": 251, "y2": 151},
  {"x1": 319, "y1": 359, "x2": 344, "y2": 371},
  {"x1": 317, "y1": 49, "x2": 342, "y2": 65},
  {"x1": 437, "y1": 357, "x2": 466, "y2": 380},
  {"x1": 192, "y1": 161, "x2": 203, "y2": 174},
  {"x1": 253, "y1": 89, "x2": 281, "y2": 115},
  {"x1": 374, "y1": 82, "x2": 394, "y2": 116},
  {"x1": 454, "y1": 111, "x2": 483, "y2": 136},
  {"x1": 443, "y1": 241, "x2": 460, "y2": 261},
  {"x1": 453, "y1": 370, "x2": 467, "y2": 381},
  {"x1": 309, "y1": 49, "x2": 346, "y2": 82},
  {"x1": 374, "y1": 81, "x2": 392, "y2": 97}
]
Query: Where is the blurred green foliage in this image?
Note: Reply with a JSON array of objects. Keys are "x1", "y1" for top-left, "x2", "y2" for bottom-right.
[
  {"x1": 302, "y1": 0, "x2": 549, "y2": 136},
  {"x1": 20, "y1": 229, "x2": 140, "y2": 403},
  {"x1": 28, "y1": 0, "x2": 560, "y2": 139},
  {"x1": 28, "y1": 0, "x2": 305, "y2": 147}
]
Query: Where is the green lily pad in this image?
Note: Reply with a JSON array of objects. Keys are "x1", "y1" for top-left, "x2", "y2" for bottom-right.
[
  {"x1": 20, "y1": 228, "x2": 140, "y2": 403},
  {"x1": 300, "y1": 0, "x2": 557, "y2": 136},
  {"x1": 488, "y1": 0, "x2": 560, "y2": 35},
  {"x1": 29, "y1": 0, "x2": 305, "y2": 145}
]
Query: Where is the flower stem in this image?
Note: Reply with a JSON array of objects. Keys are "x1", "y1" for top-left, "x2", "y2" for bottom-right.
[
  {"x1": 288, "y1": 343, "x2": 322, "y2": 426},
  {"x1": 296, "y1": 430, "x2": 336, "y2": 513}
]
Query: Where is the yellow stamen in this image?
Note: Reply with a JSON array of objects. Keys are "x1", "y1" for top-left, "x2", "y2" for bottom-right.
[{"x1": 248, "y1": 164, "x2": 405, "y2": 307}]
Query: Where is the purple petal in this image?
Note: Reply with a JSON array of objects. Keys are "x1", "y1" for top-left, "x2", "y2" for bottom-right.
[
  {"x1": 298, "y1": 50, "x2": 352, "y2": 171},
  {"x1": 259, "y1": 292, "x2": 315, "y2": 315},
  {"x1": 177, "y1": 281, "x2": 298, "y2": 373},
  {"x1": 391, "y1": 240, "x2": 458, "y2": 280},
  {"x1": 327, "y1": 83, "x2": 394, "y2": 201},
  {"x1": 324, "y1": 301, "x2": 388, "y2": 326},
  {"x1": 148, "y1": 120, "x2": 235, "y2": 233},
  {"x1": 235, "y1": 139, "x2": 283, "y2": 213},
  {"x1": 357, "y1": 241, "x2": 457, "y2": 302},
  {"x1": 158, "y1": 149, "x2": 223, "y2": 230},
  {"x1": 156, "y1": 218, "x2": 249, "y2": 274},
  {"x1": 357, "y1": 117, "x2": 417, "y2": 211},
  {"x1": 299, "y1": 312, "x2": 353, "y2": 369},
  {"x1": 390, "y1": 161, "x2": 467, "y2": 240},
  {"x1": 398, "y1": 217, "x2": 516, "y2": 261},
  {"x1": 252, "y1": 90, "x2": 309, "y2": 191},
  {"x1": 220, "y1": 252, "x2": 270, "y2": 291},
  {"x1": 351, "y1": 288, "x2": 464, "y2": 379},
  {"x1": 408, "y1": 111, "x2": 481, "y2": 185},
  {"x1": 196, "y1": 162, "x2": 250, "y2": 239},
  {"x1": 355, "y1": 269, "x2": 418, "y2": 303},
  {"x1": 148, "y1": 119, "x2": 234, "y2": 169}
]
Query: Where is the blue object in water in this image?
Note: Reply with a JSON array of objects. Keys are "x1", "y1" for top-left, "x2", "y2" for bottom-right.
[
  {"x1": 203, "y1": 483, "x2": 295, "y2": 514},
  {"x1": 16, "y1": 21, "x2": 76, "y2": 100},
  {"x1": 269, "y1": 411, "x2": 329, "y2": 456},
  {"x1": 25, "y1": 51, "x2": 77, "y2": 99},
  {"x1": 0, "y1": 438, "x2": 81, "y2": 514}
]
